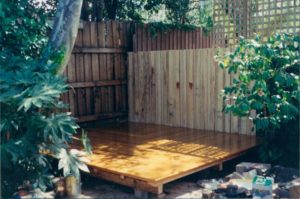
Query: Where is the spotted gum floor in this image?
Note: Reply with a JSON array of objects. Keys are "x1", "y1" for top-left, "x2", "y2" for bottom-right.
[{"x1": 73, "y1": 122, "x2": 258, "y2": 195}]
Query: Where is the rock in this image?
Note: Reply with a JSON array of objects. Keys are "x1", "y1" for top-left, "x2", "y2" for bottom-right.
[
  {"x1": 202, "y1": 189, "x2": 214, "y2": 199},
  {"x1": 212, "y1": 193, "x2": 226, "y2": 199},
  {"x1": 267, "y1": 166, "x2": 299, "y2": 183},
  {"x1": 230, "y1": 179, "x2": 253, "y2": 190},
  {"x1": 225, "y1": 184, "x2": 239, "y2": 198},
  {"x1": 236, "y1": 162, "x2": 271, "y2": 175},
  {"x1": 224, "y1": 172, "x2": 245, "y2": 181},
  {"x1": 214, "y1": 188, "x2": 227, "y2": 195},
  {"x1": 276, "y1": 182, "x2": 288, "y2": 188},
  {"x1": 218, "y1": 182, "x2": 230, "y2": 189},
  {"x1": 31, "y1": 189, "x2": 53, "y2": 199},
  {"x1": 189, "y1": 190, "x2": 203, "y2": 198},
  {"x1": 19, "y1": 189, "x2": 54, "y2": 199},
  {"x1": 237, "y1": 187, "x2": 252, "y2": 198},
  {"x1": 243, "y1": 169, "x2": 257, "y2": 179},
  {"x1": 274, "y1": 188, "x2": 290, "y2": 198},
  {"x1": 197, "y1": 179, "x2": 220, "y2": 190},
  {"x1": 237, "y1": 187, "x2": 248, "y2": 194},
  {"x1": 288, "y1": 178, "x2": 300, "y2": 198}
]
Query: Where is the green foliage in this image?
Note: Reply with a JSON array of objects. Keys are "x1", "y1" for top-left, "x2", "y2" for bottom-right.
[
  {"x1": 147, "y1": 0, "x2": 213, "y2": 36},
  {"x1": 215, "y1": 33, "x2": 300, "y2": 167},
  {"x1": 198, "y1": 2, "x2": 213, "y2": 34},
  {"x1": 81, "y1": 0, "x2": 149, "y2": 22},
  {"x1": 164, "y1": 0, "x2": 191, "y2": 25},
  {"x1": 80, "y1": 0, "x2": 214, "y2": 34},
  {"x1": 0, "y1": 0, "x2": 91, "y2": 197},
  {"x1": 147, "y1": 21, "x2": 197, "y2": 37}
]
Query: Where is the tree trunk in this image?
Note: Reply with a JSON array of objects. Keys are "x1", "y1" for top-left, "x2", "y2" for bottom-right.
[{"x1": 47, "y1": 0, "x2": 83, "y2": 74}]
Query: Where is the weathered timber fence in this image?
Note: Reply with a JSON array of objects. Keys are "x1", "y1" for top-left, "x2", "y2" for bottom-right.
[
  {"x1": 128, "y1": 49, "x2": 253, "y2": 134},
  {"x1": 61, "y1": 21, "x2": 133, "y2": 122},
  {"x1": 61, "y1": 21, "x2": 214, "y2": 122},
  {"x1": 133, "y1": 24, "x2": 214, "y2": 51}
]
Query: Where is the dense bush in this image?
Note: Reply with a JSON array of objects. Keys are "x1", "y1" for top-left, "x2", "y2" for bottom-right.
[
  {"x1": 216, "y1": 33, "x2": 299, "y2": 168},
  {"x1": 0, "y1": 1, "x2": 90, "y2": 197}
]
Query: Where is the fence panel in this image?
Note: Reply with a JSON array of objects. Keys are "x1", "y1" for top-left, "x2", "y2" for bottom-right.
[
  {"x1": 62, "y1": 21, "x2": 133, "y2": 122},
  {"x1": 128, "y1": 49, "x2": 253, "y2": 134},
  {"x1": 132, "y1": 25, "x2": 214, "y2": 51}
]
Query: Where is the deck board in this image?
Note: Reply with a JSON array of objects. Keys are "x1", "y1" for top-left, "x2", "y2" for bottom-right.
[{"x1": 74, "y1": 122, "x2": 258, "y2": 193}]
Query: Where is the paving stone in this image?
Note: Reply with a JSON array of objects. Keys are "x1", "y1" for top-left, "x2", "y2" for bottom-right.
[
  {"x1": 197, "y1": 179, "x2": 220, "y2": 190},
  {"x1": 236, "y1": 162, "x2": 271, "y2": 175},
  {"x1": 224, "y1": 172, "x2": 245, "y2": 181}
]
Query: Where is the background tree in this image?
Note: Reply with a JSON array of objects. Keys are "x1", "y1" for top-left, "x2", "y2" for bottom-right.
[
  {"x1": 80, "y1": 0, "x2": 147, "y2": 22},
  {"x1": 79, "y1": 0, "x2": 213, "y2": 31},
  {"x1": 164, "y1": 0, "x2": 195, "y2": 25}
]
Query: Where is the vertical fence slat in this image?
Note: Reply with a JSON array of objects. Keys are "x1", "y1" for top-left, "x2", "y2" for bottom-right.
[
  {"x1": 155, "y1": 51, "x2": 162, "y2": 124},
  {"x1": 127, "y1": 48, "x2": 254, "y2": 134},
  {"x1": 149, "y1": 52, "x2": 156, "y2": 123},
  {"x1": 83, "y1": 22, "x2": 92, "y2": 115},
  {"x1": 187, "y1": 50, "x2": 194, "y2": 128},
  {"x1": 180, "y1": 50, "x2": 187, "y2": 127},
  {"x1": 215, "y1": 52, "x2": 223, "y2": 132},
  {"x1": 161, "y1": 51, "x2": 168, "y2": 125}
]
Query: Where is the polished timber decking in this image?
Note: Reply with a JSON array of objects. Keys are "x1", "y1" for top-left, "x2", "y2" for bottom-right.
[{"x1": 74, "y1": 122, "x2": 258, "y2": 194}]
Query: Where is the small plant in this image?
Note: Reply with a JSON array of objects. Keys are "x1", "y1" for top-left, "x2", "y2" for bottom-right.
[
  {"x1": 0, "y1": 1, "x2": 91, "y2": 197},
  {"x1": 215, "y1": 33, "x2": 299, "y2": 167}
]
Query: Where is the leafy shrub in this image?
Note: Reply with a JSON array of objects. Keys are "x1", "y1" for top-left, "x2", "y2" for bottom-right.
[
  {"x1": 0, "y1": 1, "x2": 90, "y2": 197},
  {"x1": 216, "y1": 33, "x2": 299, "y2": 168}
]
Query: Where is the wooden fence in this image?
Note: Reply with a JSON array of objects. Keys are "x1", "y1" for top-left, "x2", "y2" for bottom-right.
[
  {"x1": 61, "y1": 21, "x2": 133, "y2": 122},
  {"x1": 128, "y1": 49, "x2": 253, "y2": 134},
  {"x1": 133, "y1": 24, "x2": 214, "y2": 51},
  {"x1": 61, "y1": 21, "x2": 216, "y2": 122}
]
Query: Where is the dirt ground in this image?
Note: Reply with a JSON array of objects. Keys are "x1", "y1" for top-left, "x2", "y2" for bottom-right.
[
  {"x1": 75, "y1": 153, "x2": 257, "y2": 198},
  {"x1": 80, "y1": 178, "x2": 205, "y2": 199},
  {"x1": 79, "y1": 160, "x2": 238, "y2": 199}
]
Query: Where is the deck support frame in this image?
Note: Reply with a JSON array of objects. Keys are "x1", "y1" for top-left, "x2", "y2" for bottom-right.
[{"x1": 89, "y1": 167, "x2": 163, "y2": 194}]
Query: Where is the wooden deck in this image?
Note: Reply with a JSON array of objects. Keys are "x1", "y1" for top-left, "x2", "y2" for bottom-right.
[{"x1": 74, "y1": 122, "x2": 258, "y2": 194}]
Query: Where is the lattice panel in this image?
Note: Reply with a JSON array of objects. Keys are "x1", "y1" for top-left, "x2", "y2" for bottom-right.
[{"x1": 214, "y1": 0, "x2": 300, "y2": 47}]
